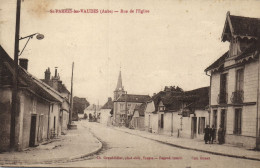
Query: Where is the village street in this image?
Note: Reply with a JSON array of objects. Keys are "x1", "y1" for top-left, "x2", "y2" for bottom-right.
[{"x1": 53, "y1": 121, "x2": 260, "y2": 168}]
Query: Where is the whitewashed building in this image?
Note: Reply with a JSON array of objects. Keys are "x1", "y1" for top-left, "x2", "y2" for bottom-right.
[
  {"x1": 100, "y1": 97, "x2": 113, "y2": 125},
  {"x1": 145, "y1": 87, "x2": 209, "y2": 140}
]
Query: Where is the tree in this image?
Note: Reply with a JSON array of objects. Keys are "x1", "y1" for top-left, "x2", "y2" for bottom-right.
[
  {"x1": 164, "y1": 85, "x2": 183, "y2": 92},
  {"x1": 72, "y1": 96, "x2": 90, "y2": 121}
]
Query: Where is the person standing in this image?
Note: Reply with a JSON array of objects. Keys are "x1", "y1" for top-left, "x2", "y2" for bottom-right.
[
  {"x1": 210, "y1": 125, "x2": 216, "y2": 144},
  {"x1": 204, "y1": 125, "x2": 210, "y2": 144},
  {"x1": 218, "y1": 125, "x2": 224, "y2": 144}
]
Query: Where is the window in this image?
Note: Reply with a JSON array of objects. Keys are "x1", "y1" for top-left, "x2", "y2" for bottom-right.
[
  {"x1": 120, "y1": 103, "x2": 124, "y2": 111},
  {"x1": 234, "y1": 108, "x2": 242, "y2": 135},
  {"x1": 219, "y1": 73, "x2": 228, "y2": 104},
  {"x1": 159, "y1": 106, "x2": 165, "y2": 112},
  {"x1": 32, "y1": 98, "x2": 37, "y2": 113},
  {"x1": 236, "y1": 69, "x2": 244, "y2": 91},
  {"x1": 198, "y1": 117, "x2": 205, "y2": 134},
  {"x1": 229, "y1": 38, "x2": 239, "y2": 57}
]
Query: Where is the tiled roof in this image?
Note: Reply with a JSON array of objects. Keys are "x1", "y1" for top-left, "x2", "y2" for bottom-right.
[
  {"x1": 0, "y1": 45, "x2": 64, "y2": 103},
  {"x1": 115, "y1": 94, "x2": 151, "y2": 103},
  {"x1": 101, "y1": 98, "x2": 113, "y2": 109},
  {"x1": 152, "y1": 91, "x2": 183, "y2": 111},
  {"x1": 230, "y1": 15, "x2": 260, "y2": 38},
  {"x1": 41, "y1": 79, "x2": 70, "y2": 94},
  {"x1": 58, "y1": 83, "x2": 70, "y2": 93},
  {"x1": 235, "y1": 43, "x2": 258, "y2": 61},
  {"x1": 204, "y1": 51, "x2": 229, "y2": 72},
  {"x1": 133, "y1": 103, "x2": 146, "y2": 116},
  {"x1": 222, "y1": 13, "x2": 260, "y2": 42},
  {"x1": 182, "y1": 87, "x2": 209, "y2": 110},
  {"x1": 152, "y1": 87, "x2": 209, "y2": 112}
]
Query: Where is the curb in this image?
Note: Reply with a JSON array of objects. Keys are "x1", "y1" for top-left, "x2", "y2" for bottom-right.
[
  {"x1": 0, "y1": 131, "x2": 103, "y2": 165},
  {"x1": 112, "y1": 127, "x2": 260, "y2": 162}
]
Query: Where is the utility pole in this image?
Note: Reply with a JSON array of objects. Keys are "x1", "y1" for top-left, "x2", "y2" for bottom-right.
[
  {"x1": 125, "y1": 92, "x2": 128, "y2": 127},
  {"x1": 69, "y1": 62, "x2": 74, "y2": 126},
  {"x1": 10, "y1": 0, "x2": 21, "y2": 151}
]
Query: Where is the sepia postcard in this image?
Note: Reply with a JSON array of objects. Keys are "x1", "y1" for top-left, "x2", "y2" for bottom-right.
[{"x1": 0, "y1": 0, "x2": 260, "y2": 167}]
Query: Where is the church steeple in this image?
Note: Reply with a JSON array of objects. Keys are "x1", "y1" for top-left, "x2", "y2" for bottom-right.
[
  {"x1": 115, "y1": 70, "x2": 124, "y2": 91},
  {"x1": 114, "y1": 69, "x2": 126, "y2": 100}
]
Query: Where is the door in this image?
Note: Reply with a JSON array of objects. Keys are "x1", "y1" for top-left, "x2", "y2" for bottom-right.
[
  {"x1": 158, "y1": 113, "x2": 164, "y2": 133},
  {"x1": 29, "y1": 115, "x2": 37, "y2": 147},
  {"x1": 213, "y1": 110, "x2": 218, "y2": 138},
  {"x1": 148, "y1": 115, "x2": 151, "y2": 128},
  {"x1": 220, "y1": 109, "x2": 226, "y2": 142},
  {"x1": 191, "y1": 117, "x2": 197, "y2": 139},
  {"x1": 160, "y1": 114, "x2": 164, "y2": 129}
]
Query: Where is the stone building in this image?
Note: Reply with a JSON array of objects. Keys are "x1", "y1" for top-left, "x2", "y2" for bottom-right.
[
  {"x1": 113, "y1": 70, "x2": 151, "y2": 126},
  {"x1": 0, "y1": 46, "x2": 64, "y2": 151},
  {"x1": 41, "y1": 67, "x2": 70, "y2": 133}
]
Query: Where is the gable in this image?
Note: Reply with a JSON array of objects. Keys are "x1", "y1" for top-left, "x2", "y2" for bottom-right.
[{"x1": 222, "y1": 12, "x2": 260, "y2": 42}]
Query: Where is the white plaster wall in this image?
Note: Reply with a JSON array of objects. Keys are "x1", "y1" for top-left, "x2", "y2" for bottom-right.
[
  {"x1": 211, "y1": 73, "x2": 220, "y2": 105},
  {"x1": 244, "y1": 61, "x2": 258, "y2": 102},
  {"x1": 151, "y1": 113, "x2": 158, "y2": 133}
]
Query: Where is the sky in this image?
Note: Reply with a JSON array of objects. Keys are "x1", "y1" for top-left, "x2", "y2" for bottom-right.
[{"x1": 1, "y1": 0, "x2": 260, "y2": 105}]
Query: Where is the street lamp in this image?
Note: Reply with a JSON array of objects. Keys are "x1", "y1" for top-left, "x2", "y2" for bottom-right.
[{"x1": 19, "y1": 33, "x2": 44, "y2": 56}]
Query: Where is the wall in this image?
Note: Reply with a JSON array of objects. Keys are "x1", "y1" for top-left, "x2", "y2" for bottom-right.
[
  {"x1": 151, "y1": 113, "x2": 158, "y2": 133},
  {"x1": 20, "y1": 91, "x2": 33, "y2": 149},
  {"x1": 160, "y1": 112, "x2": 173, "y2": 136},
  {"x1": 49, "y1": 103, "x2": 61, "y2": 137},
  {"x1": 131, "y1": 117, "x2": 145, "y2": 130},
  {"x1": 100, "y1": 109, "x2": 112, "y2": 125},
  {"x1": 0, "y1": 89, "x2": 12, "y2": 151},
  {"x1": 172, "y1": 112, "x2": 181, "y2": 133},
  {"x1": 62, "y1": 111, "x2": 69, "y2": 131},
  {"x1": 113, "y1": 101, "x2": 142, "y2": 124},
  {"x1": 61, "y1": 101, "x2": 70, "y2": 131},
  {"x1": 174, "y1": 110, "x2": 209, "y2": 139},
  {"x1": 209, "y1": 59, "x2": 259, "y2": 148},
  {"x1": 244, "y1": 61, "x2": 258, "y2": 102},
  {"x1": 144, "y1": 101, "x2": 155, "y2": 131},
  {"x1": 19, "y1": 90, "x2": 51, "y2": 149},
  {"x1": 211, "y1": 73, "x2": 220, "y2": 105},
  {"x1": 35, "y1": 98, "x2": 50, "y2": 143},
  {"x1": 180, "y1": 116, "x2": 191, "y2": 138}
]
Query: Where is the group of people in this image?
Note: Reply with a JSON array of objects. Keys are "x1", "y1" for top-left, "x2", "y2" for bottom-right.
[
  {"x1": 204, "y1": 125, "x2": 216, "y2": 144},
  {"x1": 204, "y1": 125, "x2": 225, "y2": 144}
]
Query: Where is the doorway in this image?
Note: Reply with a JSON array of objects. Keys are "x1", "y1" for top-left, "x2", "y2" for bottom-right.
[
  {"x1": 220, "y1": 109, "x2": 227, "y2": 143},
  {"x1": 191, "y1": 117, "x2": 197, "y2": 139},
  {"x1": 29, "y1": 115, "x2": 37, "y2": 147}
]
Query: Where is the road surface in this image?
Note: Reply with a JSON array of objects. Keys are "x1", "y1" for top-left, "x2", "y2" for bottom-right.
[{"x1": 55, "y1": 121, "x2": 260, "y2": 168}]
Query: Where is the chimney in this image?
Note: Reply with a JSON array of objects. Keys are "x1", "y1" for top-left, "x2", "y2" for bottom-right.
[
  {"x1": 19, "y1": 58, "x2": 28, "y2": 70},
  {"x1": 44, "y1": 67, "x2": 51, "y2": 81},
  {"x1": 108, "y1": 97, "x2": 112, "y2": 101},
  {"x1": 55, "y1": 67, "x2": 58, "y2": 77}
]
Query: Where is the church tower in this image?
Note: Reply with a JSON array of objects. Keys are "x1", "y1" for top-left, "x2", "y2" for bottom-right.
[{"x1": 114, "y1": 70, "x2": 126, "y2": 100}]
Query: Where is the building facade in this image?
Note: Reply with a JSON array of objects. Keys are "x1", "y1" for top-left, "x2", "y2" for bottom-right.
[
  {"x1": 100, "y1": 97, "x2": 113, "y2": 125},
  {"x1": 42, "y1": 67, "x2": 70, "y2": 133},
  {"x1": 205, "y1": 12, "x2": 260, "y2": 149},
  {"x1": 0, "y1": 46, "x2": 64, "y2": 151},
  {"x1": 144, "y1": 87, "x2": 209, "y2": 140},
  {"x1": 112, "y1": 70, "x2": 151, "y2": 126}
]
